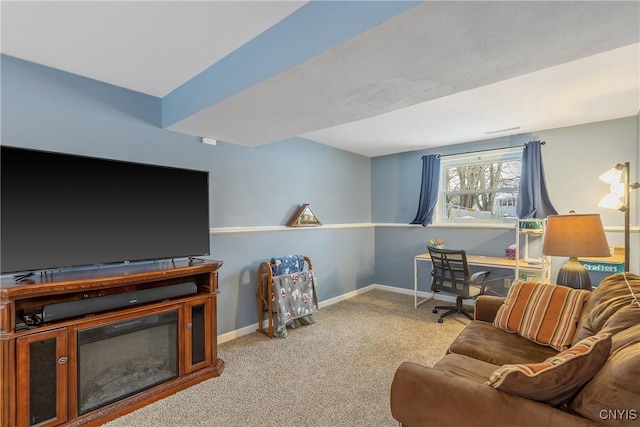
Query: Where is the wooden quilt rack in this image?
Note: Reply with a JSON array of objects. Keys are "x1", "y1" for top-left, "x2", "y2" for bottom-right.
[{"x1": 256, "y1": 256, "x2": 313, "y2": 338}]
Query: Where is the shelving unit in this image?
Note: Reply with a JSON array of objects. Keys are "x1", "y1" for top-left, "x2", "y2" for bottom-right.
[{"x1": 515, "y1": 219, "x2": 550, "y2": 283}]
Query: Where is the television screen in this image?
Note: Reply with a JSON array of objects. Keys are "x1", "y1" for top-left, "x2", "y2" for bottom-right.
[{"x1": 1, "y1": 146, "x2": 210, "y2": 274}]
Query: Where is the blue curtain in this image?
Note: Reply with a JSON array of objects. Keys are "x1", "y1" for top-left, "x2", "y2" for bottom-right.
[
  {"x1": 516, "y1": 140, "x2": 557, "y2": 219},
  {"x1": 410, "y1": 155, "x2": 441, "y2": 226}
]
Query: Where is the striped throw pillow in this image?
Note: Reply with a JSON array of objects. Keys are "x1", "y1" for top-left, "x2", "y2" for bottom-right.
[
  {"x1": 493, "y1": 281, "x2": 591, "y2": 351},
  {"x1": 486, "y1": 332, "x2": 612, "y2": 405}
]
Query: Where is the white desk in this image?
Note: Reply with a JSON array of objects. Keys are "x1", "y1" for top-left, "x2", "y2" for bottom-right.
[{"x1": 413, "y1": 253, "x2": 546, "y2": 308}]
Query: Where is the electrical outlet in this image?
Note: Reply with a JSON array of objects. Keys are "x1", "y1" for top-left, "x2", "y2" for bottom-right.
[{"x1": 504, "y1": 278, "x2": 512, "y2": 288}]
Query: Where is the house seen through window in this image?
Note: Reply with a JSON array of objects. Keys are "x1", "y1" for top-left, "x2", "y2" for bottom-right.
[{"x1": 436, "y1": 148, "x2": 522, "y2": 224}]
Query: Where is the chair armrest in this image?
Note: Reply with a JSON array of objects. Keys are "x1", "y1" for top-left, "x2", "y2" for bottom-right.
[
  {"x1": 469, "y1": 270, "x2": 490, "y2": 283},
  {"x1": 470, "y1": 270, "x2": 491, "y2": 294},
  {"x1": 474, "y1": 295, "x2": 505, "y2": 322},
  {"x1": 390, "y1": 362, "x2": 597, "y2": 427}
]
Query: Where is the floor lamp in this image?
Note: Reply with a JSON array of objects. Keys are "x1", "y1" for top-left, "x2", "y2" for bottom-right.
[{"x1": 598, "y1": 162, "x2": 639, "y2": 272}]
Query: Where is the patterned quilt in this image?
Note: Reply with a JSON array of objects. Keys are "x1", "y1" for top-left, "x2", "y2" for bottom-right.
[
  {"x1": 270, "y1": 254, "x2": 306, "y2": 276},
  {"x1": 271, "y1": 269, "x2": 318, "y2": 337}
]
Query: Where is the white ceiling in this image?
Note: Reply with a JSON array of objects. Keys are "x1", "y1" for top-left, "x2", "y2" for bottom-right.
[
  {"x1": 1, "y1": 1, "x2": 307, "y2": 97},
  {"x1": 2, "y1": 1, "x2": 639, "y2": 157}
]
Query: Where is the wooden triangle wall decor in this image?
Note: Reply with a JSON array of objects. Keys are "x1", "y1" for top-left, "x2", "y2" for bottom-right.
[{"x1": 287, "y1": 204, "x2": 322, "y2": 227}]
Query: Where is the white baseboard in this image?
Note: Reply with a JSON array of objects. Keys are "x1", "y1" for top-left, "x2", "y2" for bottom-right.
[
  {"x1": 218, "y1": 284, "x2": 378, "y2": 344},
  {"x1": 317, "y1": 284, "x2": 377, "y2": 308},
  {"x1": 217, "y1": 284, "x2": 471, "y2": 344},
  {"x1": 371, "y1": 283, "x2": 434, "y2": 299},
  {"x1": 218, "y1": 324, "x2": 262, "y2": 344},
  {"x1": 372, "y1": 283, "x2": 474, "y2": 306}
]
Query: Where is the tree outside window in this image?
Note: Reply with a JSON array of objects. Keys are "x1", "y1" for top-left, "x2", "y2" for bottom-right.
[{"x1": 438, "y1": 149, "x2": 521, "y2": 223}]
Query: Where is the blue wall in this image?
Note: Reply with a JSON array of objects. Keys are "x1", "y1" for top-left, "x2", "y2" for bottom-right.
[
  {"x1": 2, "y1": 53, "x2": 638, "y2": 335},
  {"x1": 372, "y1": 117, "x2": 639, "y2": 292},
  {"x1": 1, "y1": 55, "x2": 374, "y2": 335}
]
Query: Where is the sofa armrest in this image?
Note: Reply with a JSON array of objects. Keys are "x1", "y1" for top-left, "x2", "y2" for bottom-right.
[
  {"x1": 390, "y1": 362, "x2": 598, "y2": 427},
  {"x1": 474, "y1": 295, "x2": 505, "y2": 322}
]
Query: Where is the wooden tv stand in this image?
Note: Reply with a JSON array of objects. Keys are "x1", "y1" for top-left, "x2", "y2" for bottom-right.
[{"x1": 0, "y1": 259, "x2": 224, "y2": 427}]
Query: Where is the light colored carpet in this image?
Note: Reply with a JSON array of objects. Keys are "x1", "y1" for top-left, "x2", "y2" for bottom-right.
[{"x1": 103, "y1": 289, "x2": 469, "y2": 427}]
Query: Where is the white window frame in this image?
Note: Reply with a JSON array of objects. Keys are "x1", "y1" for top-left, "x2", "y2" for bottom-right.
[{"x1": 434, "y1": 147, "x2": 523, "y2": 225}]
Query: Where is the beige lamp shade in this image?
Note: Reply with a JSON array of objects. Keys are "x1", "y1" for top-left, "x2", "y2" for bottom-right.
[{"x1": 542, "y1": 214, "x2": 610, "y2": 258}]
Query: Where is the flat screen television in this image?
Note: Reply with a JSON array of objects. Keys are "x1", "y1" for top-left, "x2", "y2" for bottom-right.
[{"x1": 1, "y1": 146, "x2": 210, "y2": 275}]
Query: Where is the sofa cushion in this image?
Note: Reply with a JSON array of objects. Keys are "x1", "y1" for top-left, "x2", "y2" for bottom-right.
[
  {"x1": 391, "y1": 361, "x2": 605, "y2": 427},
  {"x1": 572, "y1": 272, "x2": 640, "y2": 344},
  {"x1": 448, "y1": 321, "x2": 558, "y2": 366},
  {"x1": 486, "y1": 332, "x2": 611, "y2": 406},
  {"x1": 568, "y1": 273, "x2": 640, "y2": 426},
  {"x1": 432, "y1": 353, "x2": 499, "y2": 384},
  {"x1": 569, "y1": 326, "x2": 640, "y2": 426},
  {"x1": 493, "y1": 280, "x2": 590, "y2": 351}
]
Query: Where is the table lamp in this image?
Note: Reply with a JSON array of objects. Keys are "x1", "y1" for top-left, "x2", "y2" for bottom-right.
[{"x1": 542, "y1": 213, "x2": 610, "y2": 289}]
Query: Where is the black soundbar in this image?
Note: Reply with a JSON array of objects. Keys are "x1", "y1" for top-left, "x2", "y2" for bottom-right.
[{"x1": 41, "y1": 282, "x2": 198, "y2": 323}]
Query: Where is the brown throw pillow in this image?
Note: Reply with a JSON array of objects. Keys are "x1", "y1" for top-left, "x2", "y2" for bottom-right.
[
  {"x1": 486, "y1": 332, "x2": 612, "y2": 405},
  {"x1": 493, "y1": 280, "x2": 591, "y2": 351}
]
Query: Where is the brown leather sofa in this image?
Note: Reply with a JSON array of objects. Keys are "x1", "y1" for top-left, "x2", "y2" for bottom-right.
[{"x1": 390, "y1": 273, "x2": 640, "y2": 427}]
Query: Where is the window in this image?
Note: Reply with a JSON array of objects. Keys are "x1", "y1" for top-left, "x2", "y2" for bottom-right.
[{"x1": 436, "y1": 148, "x2": 522, "y2": 224}]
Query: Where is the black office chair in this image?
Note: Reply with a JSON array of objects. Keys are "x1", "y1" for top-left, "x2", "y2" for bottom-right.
[{"x1": 428, "y1": 247, "x2": 491, "y2": 323}]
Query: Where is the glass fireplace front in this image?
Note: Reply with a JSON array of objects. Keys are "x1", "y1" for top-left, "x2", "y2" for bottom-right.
[{"x1": 77, "y1": 309, "x2": 178, "y2": 414}]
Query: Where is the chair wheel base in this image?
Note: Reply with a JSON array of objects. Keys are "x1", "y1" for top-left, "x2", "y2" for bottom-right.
[
  {"x1": 437, "y1": 318, "x2": 443, "y2": 323},
  {"x1": 432, "y1": 309, "x2": 438, "y2": 314}
]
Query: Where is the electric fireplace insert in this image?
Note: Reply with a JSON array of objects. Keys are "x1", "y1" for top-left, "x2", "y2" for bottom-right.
[{"x1": 77, "y1": 310, "x2": 179, "y2": 414}]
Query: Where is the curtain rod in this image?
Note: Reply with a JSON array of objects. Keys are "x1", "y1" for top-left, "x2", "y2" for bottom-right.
[{"x1": 435, "y1": 141, "x2": 545, "y2": 159}]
